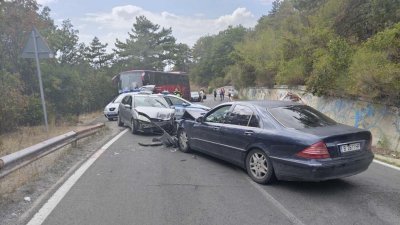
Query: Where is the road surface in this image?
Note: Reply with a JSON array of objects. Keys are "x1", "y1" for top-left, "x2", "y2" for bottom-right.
[{"x1": 27, "y1": 96, "x2": 400, "y2": 225}]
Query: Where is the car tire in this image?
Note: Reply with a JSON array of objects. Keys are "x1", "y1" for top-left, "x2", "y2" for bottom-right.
[
  {"x1": 117, "y1": 115, "x2": 124, "y2": 127},
  {"x1": 246, "y1": 149, "x2": 276, "y2": 184},
  {"x1": 177, "y1": 129, "x2": 191, "y2": 153},
  {"x1": 131, "y1": 119, "x2": 139, "y2": 134}
]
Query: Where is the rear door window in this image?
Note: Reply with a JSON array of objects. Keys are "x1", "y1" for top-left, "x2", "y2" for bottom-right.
[
  {"x1": 269, "y1": 105, "x2": 336, "y2": 129},
  {"x1": 225, "y1": 105, "x2": 259, "y2": 127},
  {"x1": 165, "y1": 96, "x2": 187, "y2": 105}
]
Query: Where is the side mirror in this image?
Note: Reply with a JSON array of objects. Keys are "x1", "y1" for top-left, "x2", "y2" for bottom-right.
[{"x1": 195, "y1": 116, "x2": 203, "y2": 123}]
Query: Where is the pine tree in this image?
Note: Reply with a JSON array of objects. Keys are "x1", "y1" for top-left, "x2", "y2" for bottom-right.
[
  {"x1": 114, "y1": 16, "x2": 176, "y2": 71},
  {"x1": 84, "y1": 37, "x2": 113, "y2": 69}
]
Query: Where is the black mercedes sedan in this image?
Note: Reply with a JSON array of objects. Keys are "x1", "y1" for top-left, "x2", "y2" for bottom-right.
[{"x1": 177, "y1": 101, "x2": 374, "y2": 184}]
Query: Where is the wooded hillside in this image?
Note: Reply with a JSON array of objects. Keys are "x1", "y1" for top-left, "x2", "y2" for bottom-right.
[{"x1": 190, "y1": 0, "x2": 400, "y2": 106}]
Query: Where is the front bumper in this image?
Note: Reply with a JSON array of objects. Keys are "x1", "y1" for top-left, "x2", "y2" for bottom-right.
[
  {"x1": 104, "y1": 111, "x2": 118, "y2": 119},
  {"x1": 271, "y1": 152, "x2": 374, "y2": 181},
  {"x1": 138, "y1": 119, "x2": 175, "y2": 134}
]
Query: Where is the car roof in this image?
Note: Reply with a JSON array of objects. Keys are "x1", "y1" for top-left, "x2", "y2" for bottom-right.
[
  {"x1": 128, "y1": 93, "x2": 161, "y2": 97},
  {"x1": 231, "y1": 100, "x2": 304, "y2": 109}
]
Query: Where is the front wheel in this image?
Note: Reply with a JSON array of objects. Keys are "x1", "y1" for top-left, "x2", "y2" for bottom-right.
[
  {"x1": 131, "y1": 119, "x2": 139, "y2": 134},
  {"x1": 178, "y1": 129, "x2": 191, "y2": 153},
  {"x1": 246, "y1": 149, "x2": 276, "y2": 184}
]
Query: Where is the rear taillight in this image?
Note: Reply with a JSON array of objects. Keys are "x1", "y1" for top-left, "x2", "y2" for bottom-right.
[{"x1": 296, "y1": 141, "x2": 330, "y2": 159}]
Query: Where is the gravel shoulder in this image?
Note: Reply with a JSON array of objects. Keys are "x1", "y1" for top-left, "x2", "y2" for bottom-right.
[{"x1": 0, "y1": 117, "x2": 123, "y2": 225}]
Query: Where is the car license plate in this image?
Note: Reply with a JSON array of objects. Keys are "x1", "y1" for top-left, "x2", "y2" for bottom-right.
[{"x1": 340, "y1": 142, "x2": 361, "y2": 153}]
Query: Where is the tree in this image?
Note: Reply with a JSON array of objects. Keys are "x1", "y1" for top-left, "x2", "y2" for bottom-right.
[
  {"x1": 190, "y1": 26, "x2": 248, "y2": 86},
  {"x1": 171, "y1": 43, "x2": 192, "y2": 72},
  {"x1": 48, "y1": 19, "x2": 83, "y2": 64},
  {"x1": 114, "y1": 16, "x2": 176, "y2": 71},
  {"x1": 269, "y1": 0, "x2": 282, "y2": 16},
  {"x1": 334, "y1": 0, "x2": 400, "y2": 41},
  {"x1": 84, "y1": 37, "x2": 114, "y2": 69}
]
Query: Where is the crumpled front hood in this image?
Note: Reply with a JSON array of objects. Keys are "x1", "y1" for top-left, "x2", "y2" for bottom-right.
[{"x1": 135, "y1": 106, "x2": 175, "y2": 120}]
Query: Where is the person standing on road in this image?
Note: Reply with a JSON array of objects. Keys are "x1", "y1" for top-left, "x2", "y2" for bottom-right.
[
  {"x1": 228, "y1": 91, "x2": 232, "y2": 101},
  {"x1": 174, "y1": 87, "x2": 182, "y2": 97},
  {"x1": 213, "y1": 89, "x2": 217, "y2": 101},
  {"x1": 199, "y1": 89, "x2": 204, "y2": 102},
  {"x1": 220, "y1": 88, "x2": 225, "y2": 101}
]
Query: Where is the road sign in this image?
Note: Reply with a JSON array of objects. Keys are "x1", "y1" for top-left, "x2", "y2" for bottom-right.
[
  {"x1": 22, "y1": 27, "x2": 53, "y2": 59},
  {"x1": 21, "y1": 27, "x2": 53, "y2": 133}
]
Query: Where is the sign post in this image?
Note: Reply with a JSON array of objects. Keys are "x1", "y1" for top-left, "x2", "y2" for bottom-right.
[{"x1": 21, "y1": 27, "x2": 53, "y2": 133}]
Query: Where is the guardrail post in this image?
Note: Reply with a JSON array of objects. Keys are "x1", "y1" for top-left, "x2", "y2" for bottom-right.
[{"x1": 71, "y1": 140, "x2": 78, "y2": 148}]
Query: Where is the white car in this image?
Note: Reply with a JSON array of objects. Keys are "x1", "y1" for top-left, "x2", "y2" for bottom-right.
[
  {"x1": 104, "y1": 93, "x2": 130, "y2": 121},
  {"x1": 118, "y1": 94, "x2": 175, "y2": 134}
]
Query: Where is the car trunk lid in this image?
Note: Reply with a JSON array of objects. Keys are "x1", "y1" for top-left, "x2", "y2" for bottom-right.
[{"x1": 297, "y1": 124, "x2": 372, "y2": 158}]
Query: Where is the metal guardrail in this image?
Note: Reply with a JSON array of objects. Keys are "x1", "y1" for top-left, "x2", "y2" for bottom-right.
[{"x1": 0, "y1": 123, "x2": 105, "y2": 178}]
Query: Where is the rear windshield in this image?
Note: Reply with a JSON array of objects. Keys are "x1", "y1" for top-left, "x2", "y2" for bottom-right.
[
  {"x1": 113, "y1": 94, "x2": 126, "y2": 103},
  {"x1": 269, "y1": 105, "x2": 336, "y2": 129}
]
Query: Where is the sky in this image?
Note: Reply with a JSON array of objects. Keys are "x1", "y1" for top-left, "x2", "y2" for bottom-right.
[{"x1": 37, "y1": 0, "x2": 274, "y2": 50}]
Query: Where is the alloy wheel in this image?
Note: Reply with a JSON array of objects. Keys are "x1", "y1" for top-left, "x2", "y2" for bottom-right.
[
  {"x1": 249, "y1": 152, "x2": 268, "y2": 179},
  {"x1": 179, "y1": 130, "x2": 188, "y2": 150}
]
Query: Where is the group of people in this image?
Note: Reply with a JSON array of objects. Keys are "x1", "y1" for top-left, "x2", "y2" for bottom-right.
[
  {"x1": 213, "y1": 88, "x2": 232, "y2": 101},
  {"x1": 172, "y1": 87, "x2": 233, "y2": 102}
]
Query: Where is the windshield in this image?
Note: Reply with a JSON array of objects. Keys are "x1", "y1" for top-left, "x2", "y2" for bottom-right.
[
  {"x1": 134, "y1": 96, "x2": 169, "y2": 108},
  {"x1": 119, "y1": 72, "x2": 143, "y2": 92},
  {"x1": 269, "y1": 105, "x2": 337, "y2": 129}
]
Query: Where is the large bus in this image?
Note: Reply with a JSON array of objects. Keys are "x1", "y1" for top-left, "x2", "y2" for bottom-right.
[{"x1": 112, "y1": 70, "x2": 191, "y2": 100}]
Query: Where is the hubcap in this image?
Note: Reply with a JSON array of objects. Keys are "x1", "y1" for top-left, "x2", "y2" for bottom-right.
[
  {"x1": 249, "y1": 152, "x2": 268, "y2": 179},
  {"x1": 179, "y1": 131, "x2": 188, "y2": 149}
]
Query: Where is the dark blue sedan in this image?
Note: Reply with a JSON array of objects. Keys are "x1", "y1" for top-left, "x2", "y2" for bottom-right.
[{"x1": 177, "y1": 101, "x2": 374, "y2": 184}]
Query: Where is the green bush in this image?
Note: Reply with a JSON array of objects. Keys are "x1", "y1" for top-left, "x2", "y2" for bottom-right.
[
  {"x1": 347, "y1": 23, "x2": 400, "y2": 105},
  {"x1": 21, "y1": 95, "x2": 44, "y2": 126},
  {"x1": 0, "y1": 71, "x2": 27, "y2": 133}
]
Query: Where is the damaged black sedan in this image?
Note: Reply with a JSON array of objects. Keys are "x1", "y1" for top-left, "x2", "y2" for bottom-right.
[{"x1": 177, "y1": 101, "x2": 374, "y2": 184}]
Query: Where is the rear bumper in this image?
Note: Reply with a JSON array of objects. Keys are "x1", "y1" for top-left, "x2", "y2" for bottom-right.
[{"x1": 272, "y1": 152, "x2": 374, "y2": 181}]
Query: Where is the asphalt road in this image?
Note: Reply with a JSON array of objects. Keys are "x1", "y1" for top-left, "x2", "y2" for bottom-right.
[{"x1": 29, "y1": 96, "x2": 400, "y2": 225}]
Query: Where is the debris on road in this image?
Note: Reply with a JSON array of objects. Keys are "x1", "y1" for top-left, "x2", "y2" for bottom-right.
[
  {"x1": 137, "y1": 112, "x2": 178, "y2": 148},
  {"x1": 23, "y1": 197, "x2": 31, "y2": 202},
  {"x1": 113, "y1": 152, "x2": 120, "y2": 155}
]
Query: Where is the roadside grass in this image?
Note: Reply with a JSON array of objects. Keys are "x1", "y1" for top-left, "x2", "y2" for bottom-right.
[{"x1": 0, "y1": 111, "x2": 101, "y2": 157}]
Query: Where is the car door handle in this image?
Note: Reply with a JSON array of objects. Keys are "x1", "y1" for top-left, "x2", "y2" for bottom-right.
[
  {"x1": 212, "y1": 126, "x2": 220, "y2": 131},
  {"x1": 244, "y1": 130, "x2": 254, "y2": 136}
]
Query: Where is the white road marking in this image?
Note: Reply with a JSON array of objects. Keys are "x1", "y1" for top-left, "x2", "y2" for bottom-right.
[
  {"x1": 244, "y1": 176, "x2": 306, "y2": 225},
  {"x1": 26, "y1": 129, "x2": 129, "y2": 225},
  {"x1": 373, "y1": 159, "x2": 400, "y2": 172}
]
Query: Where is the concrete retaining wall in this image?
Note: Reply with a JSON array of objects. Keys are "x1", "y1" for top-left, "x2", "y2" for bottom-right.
[{"x1": 241, "y1": 86, "x2": 400, "y2": 152}]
